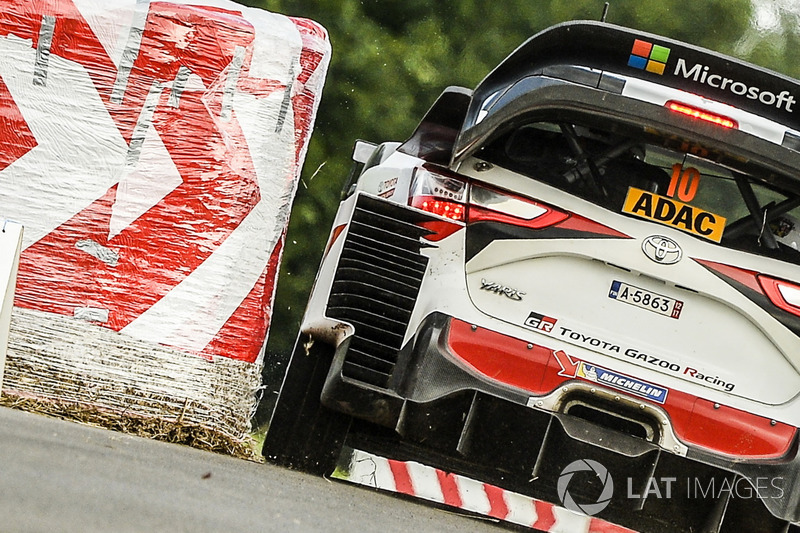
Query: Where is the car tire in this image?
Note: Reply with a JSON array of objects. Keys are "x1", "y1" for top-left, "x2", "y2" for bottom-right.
[{"x1": 262, "y1": 335, "x2": 351, "y2": 475}]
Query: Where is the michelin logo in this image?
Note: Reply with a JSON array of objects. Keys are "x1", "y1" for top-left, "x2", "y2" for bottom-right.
[
  {"x1": 674, "y1": 58, "x2": 796, "y2": 112},
  {"x1": 578, "y1": 363, "x2": 668, "y2": 404}
]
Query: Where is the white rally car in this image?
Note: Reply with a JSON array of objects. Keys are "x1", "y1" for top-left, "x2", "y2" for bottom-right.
[{"x1": 265, "y1": 21, "x2": 800, "y2": 533}]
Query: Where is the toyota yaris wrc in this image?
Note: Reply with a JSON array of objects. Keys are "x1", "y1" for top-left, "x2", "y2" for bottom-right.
[{"x1": 265, "y1": 21, "x2": 800, "y2": 533}]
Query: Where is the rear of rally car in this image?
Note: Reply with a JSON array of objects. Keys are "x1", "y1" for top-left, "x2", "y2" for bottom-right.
[{"x1": 264, "y1": 21, "x2": 800, "y2": 533}]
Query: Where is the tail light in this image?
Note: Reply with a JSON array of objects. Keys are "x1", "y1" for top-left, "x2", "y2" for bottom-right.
[
  {"x1": 409, "y1": 166, "x2": 569, "y2": 233},
  {"x1": 409, "y1": 167, "x2": 468, "y2": 222},
  {"x1": 468, "y1": 183, "x2": 569, "y2": 229},
  {"x1": 697, "y1": 260, "x2": 800, "y2": 320},
  {"x1": 759, "y1": 275, "x2": 800, "y2": 318}
]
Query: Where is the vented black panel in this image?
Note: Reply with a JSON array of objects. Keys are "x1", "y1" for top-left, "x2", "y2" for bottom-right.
[{"x1": 327, "y1": 195, "x2": 435, "y2": 388}]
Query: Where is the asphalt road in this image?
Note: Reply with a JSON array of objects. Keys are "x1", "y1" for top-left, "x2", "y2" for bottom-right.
[{"x1": 0, "y1": 407, "x2": 509, "y2": 533}]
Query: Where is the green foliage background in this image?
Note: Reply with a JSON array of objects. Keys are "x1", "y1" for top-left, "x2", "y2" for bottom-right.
[{"x1": 237, "y1": 0, "x2": 800, "y2": 423}]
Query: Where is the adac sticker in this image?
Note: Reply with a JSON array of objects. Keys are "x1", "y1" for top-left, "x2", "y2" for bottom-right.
[
  {"x1": 622, "y1": 187, "x2": 726, "y2": 243},
  {"x1": 554, "y1": 350, "x2": 668, "y2": 404}
]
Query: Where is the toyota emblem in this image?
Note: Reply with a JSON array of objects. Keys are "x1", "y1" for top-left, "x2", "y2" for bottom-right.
[{"x1": 642, "y1": 235, "x2": 682, "y2": 264}]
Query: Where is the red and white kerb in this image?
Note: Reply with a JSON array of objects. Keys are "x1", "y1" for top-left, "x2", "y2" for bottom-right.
[{"x1": 333, "y1": 447, "x2": 639, "y2": 533}]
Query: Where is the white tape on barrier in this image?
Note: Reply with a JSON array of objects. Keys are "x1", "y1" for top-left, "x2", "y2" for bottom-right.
[{"x1": 0, "y1": 221, "x2": 23, "y2": 387}]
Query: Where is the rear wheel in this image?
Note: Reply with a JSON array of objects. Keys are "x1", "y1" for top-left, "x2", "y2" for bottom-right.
[{"x1": 262, "y1": 335, "x2": 351, "y2": 475}]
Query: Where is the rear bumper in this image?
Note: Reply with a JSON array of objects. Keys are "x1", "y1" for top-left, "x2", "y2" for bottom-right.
[{"x1": 321, "y1": 311, "x2": 800, "y2": 531}]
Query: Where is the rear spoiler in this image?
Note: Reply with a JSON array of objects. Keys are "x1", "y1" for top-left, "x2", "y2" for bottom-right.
[{"x1": 454, "y1": 21, "x2": 800, "y2": 163}]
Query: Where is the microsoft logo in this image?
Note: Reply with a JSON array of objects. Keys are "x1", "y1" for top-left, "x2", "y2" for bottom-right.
[{"x1": 628, "y1": 39, "x2": 670, "y2": 75}]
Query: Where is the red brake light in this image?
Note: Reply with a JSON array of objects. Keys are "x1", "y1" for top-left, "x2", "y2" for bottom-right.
[
  {"x1": 666, "y1": 101, "x2": 738, "y2": 129},
  {"x1": 410, "y1": 196, "x2": 466, "y2": 221},
  {"x1": 758, "y1": 275, "x2": 800, "y2": 317}
]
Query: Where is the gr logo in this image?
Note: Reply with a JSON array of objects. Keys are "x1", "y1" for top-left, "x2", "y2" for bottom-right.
[
  {"x1": 524, "y1": 311, "x2": 557, "y2": 332},
  {"x1": 557, "y1": 459, "x2": 614, "y2": 516}
]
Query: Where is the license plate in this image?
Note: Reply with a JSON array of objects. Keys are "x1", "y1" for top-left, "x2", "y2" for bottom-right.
[{"x1": 609, "y1": 280, "x2": 683, "y2": 319}]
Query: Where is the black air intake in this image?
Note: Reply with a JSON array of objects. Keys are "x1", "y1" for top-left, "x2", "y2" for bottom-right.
[{"x1": 326, "y1": 194, "x2": 436, "y2": 388}]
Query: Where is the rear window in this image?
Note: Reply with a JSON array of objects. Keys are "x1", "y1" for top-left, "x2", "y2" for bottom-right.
[{"x1": 476, "y1": 119, "x2": 800, "y2": 265}]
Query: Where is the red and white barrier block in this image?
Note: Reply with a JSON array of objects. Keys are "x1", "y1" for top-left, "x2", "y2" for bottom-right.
[
  {"x1": 0, "y1": 0, "x2": 329, "y2": 441},
  {"x1": 333, "y1": 447, "x2": 639, "y2": 533}
]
